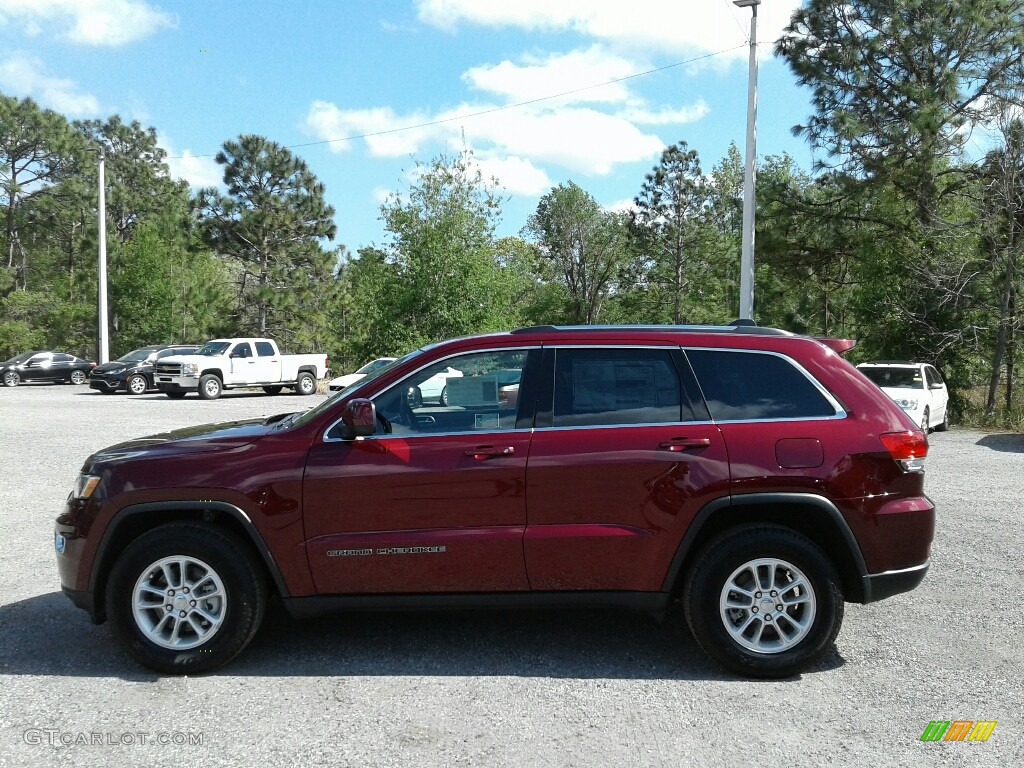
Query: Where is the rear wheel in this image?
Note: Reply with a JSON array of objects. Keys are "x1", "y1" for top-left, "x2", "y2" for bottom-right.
[
  {"x1": 295, "y1": 372, "x2": 316, "y2": 395},
  {"x1": 262, "y1": 386, "x2": 283, "y2": 395},
  {"x1": 70, "y1": 370, "x2": 87, "y2": 385},
  {"x1": 3, "y1": 371, "x2": 20, "y2": 387},
  {"x1": 105, "y1": 523, "x2": 267, "y2": 674},
  {"x1": 684, "y1": 525, "x2": 843, "y2": 678},
  {"x1": 127, "y1": 374, "x2": 148, "y2": 395},
  {"x1": 198, "y1": 374, "x2": 223, "y2": 400},
  {"x1": 920, "y1": 408, "x2": 930, "y2": 433},
  {"x1": 440, "y1": 385, "x2": 449, "y2": 406}
]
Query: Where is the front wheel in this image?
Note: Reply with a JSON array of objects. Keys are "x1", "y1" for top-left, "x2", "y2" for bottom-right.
[
  {"x1": 164, "y1": 391, "x2": 187, "y2": 399},
  {"x1": 127, "y1": 374, "x2": 148, "y2": 395},
  {"x1": 684, "y1": 525, "x2": 843, "y2": 679},
  {"x1": 105, "y1": 523, "x2": 267, "y2": 675},
  {"x1": 198, "y1": 374, "x2": 223, "y2": 400},
  {"x1": 70, "y1": 370, "x2": 87, "y2": 385},
  {"x1": 262, "y1": 386, "x2": 283, "y2": 395},
  {"x1": 3, "y1": 371, "x2": 20, "y2": 387},
  {"x1": 295, "y1": 372, "x2": 316, "y2": 395},
  {"x1": 920, "y1": 408, "x2": 930, "y2": 433}
]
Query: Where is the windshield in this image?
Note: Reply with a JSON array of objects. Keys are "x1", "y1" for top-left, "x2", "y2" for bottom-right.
[
  {"x1": 117, "y1": 349, "x2": 154, "y2": 363},
  {"x1": 196, "y1": 342, "x2": 231, "y2": 356},
  {"x1": 357, "y1": 358, "x2": 396, "y2": 374},
  {"x1": 285, "y1": 349, "x2": 422, "y2": 430},
  {"x1": 861, "y1": 367, "x2": 923, "y2": 389}
]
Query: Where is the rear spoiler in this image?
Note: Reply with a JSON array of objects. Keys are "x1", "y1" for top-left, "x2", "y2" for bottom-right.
[{"x1": 816, "y1": 337, "x2": 857, "y2": 355}]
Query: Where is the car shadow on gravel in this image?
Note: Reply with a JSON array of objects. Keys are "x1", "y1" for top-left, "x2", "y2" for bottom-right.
[
  {"x1": 976, "y1": 434, "x2": 1024, "y2": 453},
  {"x1": 0, "y1": 593, "x2": 844, "y2": 681}
]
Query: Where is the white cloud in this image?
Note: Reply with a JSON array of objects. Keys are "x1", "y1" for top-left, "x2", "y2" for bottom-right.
[
  {"x1": 305, "y1": 101, "x2": 432, "y2": 157},
  {"x1": 0, "y1": 53, "x2": 99, "y2": 115},
  {"x1": 473, "y1": 154, "x2": 551, "y2": 196},
  {"x1": 463, "y1": 46, "x2": 636, "y2": 105},
  {"x1": 416, "y1": 0, "x2": 800, "y2": 60},
  {"x1": 305, "y1": 42, "x2": 708, "y2": 178},
  {"x1": 619, "y1": 100, "x2": 710, "y2": 126},
  {"x1": 0, "y1": 0, "x2": 174, "y2": 46},
  {"x1": 604, "y1": 197, "x2": 638, "y2": 215},
  {"x1": 159, "y1": 135, "x2": 222, "y2": 189}
]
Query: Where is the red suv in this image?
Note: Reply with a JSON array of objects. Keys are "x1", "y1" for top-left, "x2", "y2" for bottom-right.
[{"x1": 54, "y1": 324, "x2": 934, "y2": 678}]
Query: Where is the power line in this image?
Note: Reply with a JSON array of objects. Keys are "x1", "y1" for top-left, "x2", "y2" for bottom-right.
[{"x1": 167, "y1": 45, "x2": 747, "y2": 159}]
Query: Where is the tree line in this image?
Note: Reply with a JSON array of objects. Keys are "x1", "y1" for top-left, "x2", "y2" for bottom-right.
[{"x1": 2, "y1": 0, "x2": 1023, "y2": 425}]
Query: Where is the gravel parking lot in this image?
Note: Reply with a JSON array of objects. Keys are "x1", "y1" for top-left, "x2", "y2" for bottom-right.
[{"x1": 1, "y1": 384, "x2": 1021, "y2": 767}]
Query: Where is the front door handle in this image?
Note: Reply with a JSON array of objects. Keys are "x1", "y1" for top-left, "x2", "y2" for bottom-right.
[
  {"x1": 464, "y1": 446, "x2": 515, "y2": 460},
  {"x1": 658, "y1": 438, "x2": 711, "y2": 452}
]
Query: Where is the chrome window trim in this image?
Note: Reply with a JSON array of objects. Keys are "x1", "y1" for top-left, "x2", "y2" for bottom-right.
[
  {"x1": 322, "y1": 345, "x2": 540, "y2": 443},
  {"x1": 324, "y1": 427, "x2": 535, "y2": 444}
]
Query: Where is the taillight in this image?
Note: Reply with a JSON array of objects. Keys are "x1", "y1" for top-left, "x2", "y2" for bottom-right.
[{"x1": 879, "y1": 430, "x2": 928, "y2": 472}]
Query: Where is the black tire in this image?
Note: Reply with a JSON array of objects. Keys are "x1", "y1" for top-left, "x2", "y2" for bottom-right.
[
  {"x1": 198, "y1": 374, "x2": 222, "y2": 400},
  {"x1": 2, "y1": 371, "x2": 19, "y2": 387},
  {"x1": 262, "y1": 386, "x2": 283, "y2": 395},
  {"x1": 295, "y1": 372, "x2": 316, "y2": 395},
  {"x1": 439, "y1": 385, "x2": 448, "y2": 406},
  {"x1": 920, "y1": 408, "x2": 930, "y2": 433},
  {"x1": 127, "y1": 374, "x2": 148, "y2": 395},
  {"x1": 70, "y1": 370, "x2": 88, "y2": 385},
  {"x1": 683, "y1": 525, "x2": 843, "y2": 679},
  {"x1": 105, "y1": 523, "x2": 267, "y2": 675},
  {"x1": 165, "y1": 391, "x2": 187, "y2": 399}
]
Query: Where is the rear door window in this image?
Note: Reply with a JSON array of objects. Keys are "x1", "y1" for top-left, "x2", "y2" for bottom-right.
[
  {"x1": 685, "y1": 349, "x2": 838, "y2": 421},
  {"x1": 551, "y1": 348, "x2": 689, "y2": 427}
]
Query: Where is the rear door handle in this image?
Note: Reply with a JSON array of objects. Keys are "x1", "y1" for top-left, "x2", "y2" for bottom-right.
[
  {"x1": 658, "y1": 438, "x2": 711, "y2": 452},
  {"x1": 464, "y1": 446, "x2": 515, "y2": 460}
]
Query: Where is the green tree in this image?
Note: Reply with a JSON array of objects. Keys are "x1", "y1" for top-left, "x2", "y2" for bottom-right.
[
  {"x1": 194, "y1": 135, "x2": 337, "y2": 338},
  {"x1": 630, "y1": 141, "x2": 709, "y2": 324},
  {"x1": 524, "y1": 182, "x2": 631, "y2": 324},
  {"x1": 369, "y1": 150, "x2": 519, "y2": 351},
  {"x1": 0, "y1": 94, "x2": 83, "y2": 290}
]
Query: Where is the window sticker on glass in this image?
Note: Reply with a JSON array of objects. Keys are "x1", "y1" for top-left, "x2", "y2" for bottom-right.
[
  {"x1": 447, "y1": 375, "x2": 499, "y2": 406},
  {"x1": 474, "y1": 413, "x2": 499, "y2": 429}
]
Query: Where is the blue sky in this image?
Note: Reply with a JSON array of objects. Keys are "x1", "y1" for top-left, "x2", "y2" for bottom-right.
[{"x1": 0, "y1": 0, "x2": 816, "y2": 255}]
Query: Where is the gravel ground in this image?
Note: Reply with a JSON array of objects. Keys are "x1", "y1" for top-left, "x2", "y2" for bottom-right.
[{"x1": 0, "y1": 384, "x2": 1021, "y2": 767}]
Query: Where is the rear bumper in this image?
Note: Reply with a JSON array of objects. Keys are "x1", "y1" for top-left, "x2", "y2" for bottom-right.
[{"x1": 864, "y1": 559, "x2": 930, "y2": 603}]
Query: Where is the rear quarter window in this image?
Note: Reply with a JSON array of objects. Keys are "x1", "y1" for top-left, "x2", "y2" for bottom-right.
[{"x1": 685, "y1": 349, "x2": 838, "y2": 421}]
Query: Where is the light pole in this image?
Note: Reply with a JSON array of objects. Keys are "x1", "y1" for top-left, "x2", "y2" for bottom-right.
[
  {"x1": 87, "y1": 146, "x2": 110, "y2": 363},
  {"x1": 734, "y1": 0, "x2": 760, "y2": 322}
]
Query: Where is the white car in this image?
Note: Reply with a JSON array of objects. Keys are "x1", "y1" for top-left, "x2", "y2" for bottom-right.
[
  {"x1": 857, "y1": 361, "x2": 949, "y2": 432},
  {"x1": 418, "y1": 366, "x2": 463, "y2": 405},
  {"x1": 328, "y1": 357, "x2": 397, "y2": 392}
]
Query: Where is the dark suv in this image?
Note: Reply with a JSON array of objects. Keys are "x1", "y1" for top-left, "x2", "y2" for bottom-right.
[
  {"x1": 54, "y1": 324, "x2": 934, "y2": 678},
  {"x1": 89, "y1": 345, "x2": 199, "y2": 395}
]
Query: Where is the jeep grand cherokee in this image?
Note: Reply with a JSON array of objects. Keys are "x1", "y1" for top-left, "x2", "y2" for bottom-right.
[{"x1": 54, "y1": 323, "x2": 934, "y2": 678}]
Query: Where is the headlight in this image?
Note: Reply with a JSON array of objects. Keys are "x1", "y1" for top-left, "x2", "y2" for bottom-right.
[
  {"x1": 182, "y1": 363, "x2": 199, "y2": 376},
  {"x1": 895, "y1": 397, "x2": 919, "y2": 410},
  {"x1": 72, "y1": 473, "x2": 101, "y2": 499}
]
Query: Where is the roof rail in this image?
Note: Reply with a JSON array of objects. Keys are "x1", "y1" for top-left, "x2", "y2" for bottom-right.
[{"x1": 509, "y1": 323, "x2": 794, "y2": 337}]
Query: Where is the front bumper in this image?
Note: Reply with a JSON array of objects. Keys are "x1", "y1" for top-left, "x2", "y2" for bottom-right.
[
  {"x1": 156, "y1": 375, "x2": 198, "y2": 392},
  {"x1": 89, "y1": 376, "x2": 124, "y2": 392}
]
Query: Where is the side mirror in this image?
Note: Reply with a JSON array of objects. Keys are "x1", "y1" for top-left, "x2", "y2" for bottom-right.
[{"x1": 341, "y1": 398, "x2": 376, "y2": 439}]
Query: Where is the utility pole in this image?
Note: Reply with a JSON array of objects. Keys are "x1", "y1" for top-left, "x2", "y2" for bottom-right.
[{"x1": 734, "y1": 0, "x2": 760, "y2": 321}]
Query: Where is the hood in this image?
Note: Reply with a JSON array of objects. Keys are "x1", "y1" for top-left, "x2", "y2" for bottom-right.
[
  {"x1": 93, "y1": 360, "x2": 147, "y2": 373},
  {"x1": 87, "y1": 417, "x2": 274, "y2": 466}
]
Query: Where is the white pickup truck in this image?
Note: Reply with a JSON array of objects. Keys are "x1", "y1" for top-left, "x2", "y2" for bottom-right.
[{"x1": 154, "y1": 338, "x2": 328, "y2": 400}]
